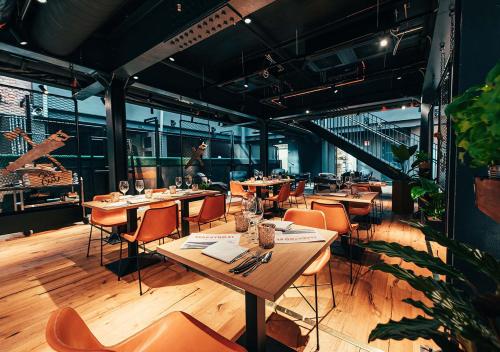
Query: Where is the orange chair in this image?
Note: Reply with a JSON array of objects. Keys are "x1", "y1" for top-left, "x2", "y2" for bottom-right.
[
  {"x1": 228, "y1": 181, "x2": 253, "y2": 213},
  {"x1": 348, "y1": 184, "x2": 374, "y2": 239},
  {"x1": 311, "y1": 201, "x2": 360, "y2": 283},
  {"x1": 368, "y1": 182, "x2": 384, "y2": 219},
  {"x1": 46, "y1": 307, "x2": 247, "y2": 352},
  {"x1": 248, "y1": 185, "x2": 269, "y2": 197},
  {"x1": 185, "y1": 194, "x2": 227, "y2": 231},
  {"x1": 289, "y1": 180, "x2": 307, "y2": 208},
  {"x1": 264, "y1": 182, "x2": 291, "y2": 212},
  {"x1": 283, "y1": 208, "x2": 335, "y2": 351},
  {"x1": 119, "y1": 204, "x2": 180, "y2": 294},
  {"x1": 87, "y1": 194, "x2": 127, "y2": 266}
]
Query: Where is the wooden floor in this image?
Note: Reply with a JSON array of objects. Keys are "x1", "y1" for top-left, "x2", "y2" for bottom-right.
[{"x1": 0, "y1": 194, "x2": 441, "y2": 352}]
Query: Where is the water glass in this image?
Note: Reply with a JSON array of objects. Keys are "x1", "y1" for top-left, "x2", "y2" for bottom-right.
[
  {"x1": 175, "y1": 176, "x2": 182, "y2": 188},
  {"x1": 169, "y1": 185, "x2": 177, "y2": 194},
  {"x1": 135, "y1": 179, "x2": 145, "y2": 194},
  {"x1": 192, "y1": 184, "x2": 199, "y2": 191},
  {"x1": 110, "y1": 192, "x2": 121, "y2": 202},
  {"x1": 185, "y1": 175, "x2": 192, "y2": 188},
  {"x1": 119, "y1": 180, "x2": 129, "y2": 196},
  {"x1": 234, "y1": 212, "x2": 249, "y2": 232},
  {"x1": 144, "y1": 189, "x2": 153, "y2": 199},
  {"x1": 258, "y1": 223, "x2": 276, "y2": 249}
]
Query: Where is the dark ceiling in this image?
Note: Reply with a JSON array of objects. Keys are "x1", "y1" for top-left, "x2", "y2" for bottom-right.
[{"x1": 0, "y1": 0, "x2": 437, "y2": 125}]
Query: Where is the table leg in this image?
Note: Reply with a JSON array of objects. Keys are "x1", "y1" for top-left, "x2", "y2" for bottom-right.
[
  {"x1": 181, "y1": 200, "x2": 190, "y2": 237},
  {"x1": 245, "y1": 292, "x2": 266, "y2": 352}
]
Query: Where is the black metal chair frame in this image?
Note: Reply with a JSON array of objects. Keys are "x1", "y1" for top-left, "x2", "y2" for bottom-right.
[{"x1": 86, "y1": 223, "x2": 120, "y2": 266}]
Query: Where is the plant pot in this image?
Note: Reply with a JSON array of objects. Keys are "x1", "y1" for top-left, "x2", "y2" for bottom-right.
[
  {"x1": 392, "y1": 179, "x2": 414, "y2": 215},
  {"x1": 426, "y1": 217, "x2": 445, "y2": 233},
  {"x1": 474, "y1": 177, "x2": 500, "y2": 223}
]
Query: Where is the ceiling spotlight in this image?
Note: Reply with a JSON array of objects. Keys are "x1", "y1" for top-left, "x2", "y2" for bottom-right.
[
  {"x1": 401, "y1": 105, "x2": 406, "y2": 110},
  {"x1": 334, "y1": 89, "x2": 339, "y2": 94},
  {"x1": 379, "y1": 38, "x2": 389, "y2": 47},
  {"x1": 169, "y1": 57, "x2": 175, "y2": 62},
  {"x1": 243, "y1": 83, "x2": 249, "y2": 88},
  {"x1": 132, "y1": 76, "x2": 139, "y2": 80},
  {"x1": 10, "y1": 28, "x2": 28, "y2": 46},
  {"x1": 396, "y1": 76, "x2": 402, "y2": 80},
  {"x1": 305, "y1": 110, "x2": 310, "y2": 114},
  {"x1": 244, "y1": 17, "x2": 252, "y2": 24},
  {"x1": 37, "y1": 0, "x2": 47, "y2": 3}
]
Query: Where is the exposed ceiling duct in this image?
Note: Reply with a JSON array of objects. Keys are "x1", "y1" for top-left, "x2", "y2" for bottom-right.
[
  {"x1": 29, "y1": 0, "x2": 126, "y2": 56},
  {"x1": 116, "y1": 0, "x2": 276, "y2": 78}
]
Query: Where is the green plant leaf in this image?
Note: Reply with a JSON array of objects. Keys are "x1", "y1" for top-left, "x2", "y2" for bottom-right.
[
  {"x1": 402, "y1": 298, "x2": 434, "y2": 315},
  {"x1": 485, "y1": 61, "x2": 500, "y2": 85},
  {"x1": 404, "y1": 221, "x2": 500, "y2": 286},
  {"x1": 368, "y1": 315, "x2": 441, "y2": 342},
  {"x1": 361, "y1": 241, "x2": 465, "y2": 280},
  {"x1": 411, "y1": 186, "x2": 427, "y2": 199}
]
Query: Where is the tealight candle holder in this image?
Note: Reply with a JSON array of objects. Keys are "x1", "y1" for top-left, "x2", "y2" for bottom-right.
[{"x1": 258, "y1": 223, "x2": 276, "y2": 249}]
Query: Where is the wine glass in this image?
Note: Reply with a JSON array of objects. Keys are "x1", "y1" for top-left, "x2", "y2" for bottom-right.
[
  {"x1": 336, "y1": 175, "x2": 342, "y2": 191},
  {"x1": 185, "y1": 175, "x2": 192, "y2": 189},
  {"x1": 119, "y1": 180, "x2": 129, "y2": 196},
  {"x1": 175, "y1": 176, "x2": 182, "y2": 189},
  {"x1": 135, "y1": 179, "x2": 144, "y2": 195},
  {"x1": 247, "y1": 197, "x2": 264, "y2": 242}
]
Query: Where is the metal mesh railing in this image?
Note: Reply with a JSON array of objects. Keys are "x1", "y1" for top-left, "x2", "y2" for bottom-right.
[{"x1": 313, "y1": 111, "x2": 420, "y2": 170}]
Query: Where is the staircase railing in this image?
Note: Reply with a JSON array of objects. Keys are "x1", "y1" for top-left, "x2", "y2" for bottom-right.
[{"x1": 313, "y1": 111, "x2": 420, "y2": 170}]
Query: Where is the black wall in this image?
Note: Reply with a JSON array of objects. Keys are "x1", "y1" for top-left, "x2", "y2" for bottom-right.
[{"x1": 449, "y1": 0, "x2": 500, "y2": 280}]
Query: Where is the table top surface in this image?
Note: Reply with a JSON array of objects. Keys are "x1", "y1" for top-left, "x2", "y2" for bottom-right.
[
  {"x1": 157, "y1": 222, "x2": 337, "y2": 301},
  {"x1": 83, "y1": 190, "x2": 219, "y2": 211},
  {"x1": 310, "y1": 191, "x2": 379, "y2": 204},
  {"x1": 235, "y1": 179, "x2": 294, "y2": 187}
]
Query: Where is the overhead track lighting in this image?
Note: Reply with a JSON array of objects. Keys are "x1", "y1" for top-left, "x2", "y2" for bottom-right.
[
  {"x1": 379, "y1": 38, "x2": 389, "y2": 47},
  {"x1": 133, "y1": 76, "x2": 139, "y2": 80},
  {"x1": 244, "y1": 18, "x2": 252, "y2": 24},
  {"x1": 169, "y1": 57, "x2": 175, "y2": 62}
]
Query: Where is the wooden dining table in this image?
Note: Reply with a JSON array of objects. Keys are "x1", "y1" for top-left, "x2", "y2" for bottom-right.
[
  {"x1": 309, "y1": 190, "x2": 379, "y2": 204},
  {"x1": 82, "y1": 189, "x2": 219, "y2": 276},
  {"x1": 157, "y1": 222, "x2": 338, "y2": 352},
  {"x1": 235, "y1": 178, "x2": 294, "y2": 199}
]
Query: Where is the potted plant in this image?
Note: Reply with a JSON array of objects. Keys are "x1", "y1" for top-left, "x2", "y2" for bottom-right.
[
  {"x1": 360, "y1": 222, "x2": 500, "y2": 351},
  {"x1": 411, "y1": 177, "x2": 446, "y2": 232},
  {"x1": 445, "y1": 61, "x2": 500, "y2": 222}
]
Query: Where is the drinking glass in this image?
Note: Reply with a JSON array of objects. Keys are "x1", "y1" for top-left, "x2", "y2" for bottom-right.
[
  {"x1": 144, "y1": 189, "x2": 153, "y2": 199},
  {"x1": 175, "y1": 176, "x2": 182, "y2": 189},
  {"x1": 169, "y1": 185, "x2": 177, "y2": 194},
  {"x1": 119, "y1": 180, "x2": 129, "y2": 196},
  {"x1": 247, "y1": 197, "x2": 264, "y2": 242},
  {"x1": 192, "y1": 184, "x2": 199, "y2": 191},
  {"x1": 135, "y1": 179, "x2": 145, "y2": 194},
  {"x1": 185, "y1": 175, "x2": 192, "y2": 189}
]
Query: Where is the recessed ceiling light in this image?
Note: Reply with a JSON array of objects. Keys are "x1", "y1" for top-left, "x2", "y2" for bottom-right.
[
  {"x1": 20, "y1": 40, "x2": 28, "y2": 46},
  {"x1": 37, "y1": 0, "x2": 47, "y2": 3},
  {"x1": 334, "y1": 89, "x2": 339, "y2": 93},
  {"x1": 396, "y1": 76, "x2": 402, "y2": 80},
  {"x1": 169, "y1": 57, "x2": 175, "y2": 62},
  {"x1": 380, "y1": 38, "x2": 389, "y2": 47},
  {"x1": 401, "y1": 105, "x2": 406, "y2": 110},
  {"x1": 243, "y1": 83, "x2": 249, "y2": 88},
  {"x1": 305, "y1": 110, "x2": 310, "y2": 114},
  {"x1": 244, "y1": 18, "x2": 252, "y2": 24},
  {"x1": 133, "y1": 76, "x2": 139, "y2": 80}
]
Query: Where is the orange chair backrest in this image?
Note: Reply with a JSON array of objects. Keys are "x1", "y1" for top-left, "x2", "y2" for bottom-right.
[
  {"x1": 230, "y1": 181, "x2": 246, "y2": 197},
  {"x1": 134, "y1": 204, "x2": 179, "y2": 242},
  {"x1": 198, "y1": 194, "x2": 226, "y2": 223},
  {"x1": 351, "y1": 184, "x2": 371, "y2": 193},
  {"x1": 90, "y1": 194, "x2": 125, "y2": 225},
  {"x1": 311, "y1": 201, "x2": 352, "y2": 234},
  {"x1": 293, "y1": 180, "x2": 306, "y2": 196},
  {"x1": 277, "y1": 182, "x2": 291, "y2": 202},
  {"x1": 283, "y1": 208, "x2": 326, "y2": 229},
  {"x1": 46, "y1": 307, "x2": 110, "y2": 352}
]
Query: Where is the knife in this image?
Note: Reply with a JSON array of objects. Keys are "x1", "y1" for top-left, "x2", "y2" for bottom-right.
[{"x1": 242, "y1": 251, "x2": 273, "y2": 277}]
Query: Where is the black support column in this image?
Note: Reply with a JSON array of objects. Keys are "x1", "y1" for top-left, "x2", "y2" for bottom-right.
[
  {"x1": 259, "y1": 119, "x2": 269, "y2": 175},
  {"x1": 105, "y1": 78, "x2": 128, "y2": 192}
]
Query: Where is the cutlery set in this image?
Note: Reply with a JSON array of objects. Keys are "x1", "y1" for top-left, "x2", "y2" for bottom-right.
[{"x1": 229, "y1": 251, "x2": 273, "y2": 276}]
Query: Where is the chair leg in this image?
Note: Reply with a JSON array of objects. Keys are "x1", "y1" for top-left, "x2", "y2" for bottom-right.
[
  {"x1": 118, "y1": 239, "x2": 123, "y2": 281},
  {"x1": 224, "y1": 214, "x2": 228, "y2": 223},
  {"x1": 198, "y1": 223, "x2": 201, "y2": 232},
  {"x1": 303, "y1": 195, "x2": 307, "y2": 209},
  {"x1": 86, "y1": 225, "x2": 93, "y2": 257},
  {"x1": 227, "y1": 195, "x2": 232, "y2": 214},
  {"x1": 314, "y1": 274, "x2": 320, "y2": 351},
  {"x1": 100, "y1": 228, "x2": 103, "y2": 266},
  {"x1": 328, "y1": 261, "x2": 336, "y2": 307},
  {"x1": 349, "y1": 232, "x2": 353, "y2": 284},
  {"x1": 137, "y1": 243, "x2": 143, "y2": 295}
]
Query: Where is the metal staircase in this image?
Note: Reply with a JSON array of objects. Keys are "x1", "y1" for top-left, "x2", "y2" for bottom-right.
[{"x1": 300, "y1": 112, "x2": 420, "y2": 180}]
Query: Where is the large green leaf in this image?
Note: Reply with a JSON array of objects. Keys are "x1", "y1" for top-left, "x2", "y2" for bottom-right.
[
  {"x1": 404, "y1": 221, "x2": 500, "y2": 286},
  {"x1": 368, "y1": 315, "x2": 441, "y2": 342},
  {"x1": 361, "y1": 241, "x2": 465, "y2": 281}
]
